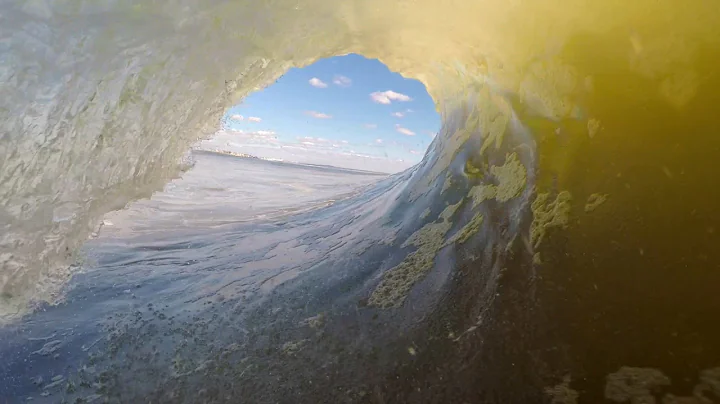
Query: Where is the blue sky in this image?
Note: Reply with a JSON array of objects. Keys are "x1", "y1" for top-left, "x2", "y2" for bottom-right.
[{"x1": 207, "y1": 54, "x2": 439, "y2": 172}]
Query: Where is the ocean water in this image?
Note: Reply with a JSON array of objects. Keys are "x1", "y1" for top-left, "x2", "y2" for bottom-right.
[
  {"x1": 0, "y1": 151, "x2": 404, "y2": 402},
  {"x1": 3, "y1": 0, "x2": 720, "y2": 402},
  {"x1": 99, "y1": 151, "x2": 387, "y2": 234}
]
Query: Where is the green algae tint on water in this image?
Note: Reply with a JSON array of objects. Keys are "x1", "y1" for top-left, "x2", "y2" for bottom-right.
[{"x1": 1, "y1": 0, "x2": 720, "y2": 402}]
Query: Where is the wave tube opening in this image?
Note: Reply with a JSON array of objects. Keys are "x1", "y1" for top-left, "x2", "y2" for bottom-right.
[{"x1": 202, "y1": 53, "x2": 439, "y2": 174}]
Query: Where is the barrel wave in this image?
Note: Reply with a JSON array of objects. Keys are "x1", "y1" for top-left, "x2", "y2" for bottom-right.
[{"x1": 2, "y1": 0, "x2": 720, "y2": 402}]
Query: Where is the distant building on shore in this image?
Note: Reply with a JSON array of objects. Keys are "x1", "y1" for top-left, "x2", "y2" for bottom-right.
[
  {"x1": 202, "y1": 148, "x2": 284, "y2": 163},
  {"x1": 210, "y1": 148, "x2": 258, "y2": 159}
]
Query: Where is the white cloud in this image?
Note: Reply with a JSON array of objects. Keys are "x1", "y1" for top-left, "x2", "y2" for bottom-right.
[
  {"x1": 198, "y1": 129, "x2": 278, "y2": 150},
  {"x1": 395, "y1": 124, "x2": 416, "y2": 136},
  {"x1": 406, "y1": 109, "x2": 415, "y2": 113},
  {"x1": 375, "y1": 139, "x2": 383, "y2": 144},
  {"x1": 239, "y1": 130, "x2": 278, "y2": 142},
  {"x1": 370, "y1": 90, "x2": 413, "y2": 105},
  {"x1": 341, "y1": 140, "x2": 349, "y2": 144},
  {"x1": 248, "y1": 116, "x2": 262, "y2": 122},
  {"x1": 409, "y1": 150, "x2": 421, "y2": 155},
  {"x1": 332, "y1": 75, "x2": 352, "y2": 87},
  {"x1": 391, "y1": 112, "x2": 405, "y2": 118},
  {"x1": 308, "y1": 77, "x2": 328, "y2": 88},
  {"x1": 297, "y1": 136, "x2": 331, "y2": 143},
  {"x1": 364, "y1": 123, "x2": 377, "y2": 129},
  {"x1": 230, "y1": 114, "x2": 244, "y2": 121},
  {"x1": 305, "y1": 111, "x2": 333, "y2": 119}
]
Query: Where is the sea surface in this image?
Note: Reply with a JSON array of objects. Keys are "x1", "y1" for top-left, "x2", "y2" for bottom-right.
[
  {"x1": 0, "y1": 151, "x2": 403, "y2": 402},
  {"x1": 100, "y1": 151, "x2": 387, "y2": 234}
]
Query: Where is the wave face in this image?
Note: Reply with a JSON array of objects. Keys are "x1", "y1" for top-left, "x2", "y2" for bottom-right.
[{"x1": 2, "y1": 0, "x2": 720, "y2": 402}]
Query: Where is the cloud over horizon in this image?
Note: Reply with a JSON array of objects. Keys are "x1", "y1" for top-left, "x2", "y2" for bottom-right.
[
  {"x1": 333, "y1": 75, "x2": 352, "y2": 87},
  {"x1": 308, "y1": 77, "x2": 328, "y2": 88},
  {"x1": 370, "y1": 90, "x2": 413, "y2": 105},
  {"x1": 296, "y1": 136, "x2": 333, "y2": 145},
  {"x1": 395, "y1": 124, "x2": 416, "y2": 136},
  {"x1": 205, "y1": 129, "x2": 278, "y2": 146},
  {"x1": 198, "y1": 130, "x2": 414, "y2": 174},
  {"x1": 305, "y1": 111, "x2": 333, "y2": 119}
]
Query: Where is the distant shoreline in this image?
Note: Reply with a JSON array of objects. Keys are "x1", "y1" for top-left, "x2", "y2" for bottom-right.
[
  {"x1": 198, "y1": 148, "x2": 283, "y2": 162},
  {"x1": 193, "y1": 149, "x2": 390, "y2": 176}
]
